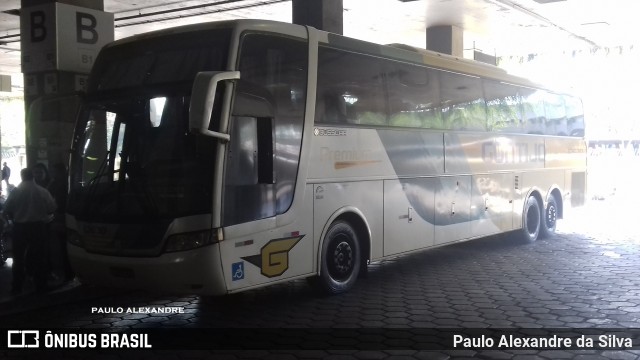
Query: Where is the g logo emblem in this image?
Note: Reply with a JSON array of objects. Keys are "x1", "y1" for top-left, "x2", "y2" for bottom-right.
[{"x1": 242, "y1": 235, "x2": 304, "y2": 278}]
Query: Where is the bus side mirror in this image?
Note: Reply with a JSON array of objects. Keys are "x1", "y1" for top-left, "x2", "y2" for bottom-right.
[{"x1": 189, "y1": 71, "x2": 240, "y2": 142}]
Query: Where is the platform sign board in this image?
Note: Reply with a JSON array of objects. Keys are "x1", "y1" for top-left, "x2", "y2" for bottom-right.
[{"x1": 21, "y1": 3, "x2": 114, "y2": 74}]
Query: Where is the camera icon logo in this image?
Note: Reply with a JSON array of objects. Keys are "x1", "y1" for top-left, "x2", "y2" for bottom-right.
[{"x1": 7, "y1": 330, "x2": 40, "y2": 348}]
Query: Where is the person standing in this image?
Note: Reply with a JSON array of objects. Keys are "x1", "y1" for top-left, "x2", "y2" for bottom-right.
[
  {"x1": 1, "y1": 162, "x2": 10, "y2": 190},
  {"x1": 3, "y1": 168, "x2": 57, "y2": 294},
  {"x1": 33, "y1": 163, "x2": 50, "y2": 188}
]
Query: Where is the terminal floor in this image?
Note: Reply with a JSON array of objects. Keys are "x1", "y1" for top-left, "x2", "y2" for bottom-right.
[{"x1": 1, "y1": 197, "x2": 640, "y2": 359}]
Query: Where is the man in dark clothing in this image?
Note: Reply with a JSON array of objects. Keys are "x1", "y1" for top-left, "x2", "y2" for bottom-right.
[
  {"x1": 1, "y1": 162, "x2": 10, "y2": 190},
  {"x1": 3, "y1": 168, "x2": 57, "y2": 294}
]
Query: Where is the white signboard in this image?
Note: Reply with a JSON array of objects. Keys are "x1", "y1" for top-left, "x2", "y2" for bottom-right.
[{"x1": 21, "y1": 3, "x2": 114, "y2": 74}]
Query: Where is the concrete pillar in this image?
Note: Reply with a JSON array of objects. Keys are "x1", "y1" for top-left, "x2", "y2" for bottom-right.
[
  {"x1": 20, "y1": 0, "x2": 113, "y2": 169},
  {"x1": 292, "y1": 0, "x2": 343, "y2": 35},
  {"x1": 426, "y1": 25, "x2": 463, "y2": 57}
]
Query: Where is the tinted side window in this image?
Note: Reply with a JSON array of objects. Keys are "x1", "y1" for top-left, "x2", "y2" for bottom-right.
[
  {"x1": 521, "y1": 89, "x2": 547, "y2": 135},
  {"x1": 483, "y1": 80, "x2": 524, "y2": 133},
  {"x1": 544, "y1": 93, "x2": 567, "y2": 136},
  {"x1": 387, "y1": 62, "x2": 442, "y2": 128},
  {"x1": 439, "y1": 71, "x2": 486, "y2": 131},
  {"x1": 565, "y1": 96, "x2": 585, "y2": 137},
  {"x1": 316, "y1": 47, "x2": 387, "y2": 126}
]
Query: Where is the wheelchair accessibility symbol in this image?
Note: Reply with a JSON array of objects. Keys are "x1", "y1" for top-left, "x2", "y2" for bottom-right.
[{"x1": 231, "y1": 262, "x2": 244, "y2": 281}]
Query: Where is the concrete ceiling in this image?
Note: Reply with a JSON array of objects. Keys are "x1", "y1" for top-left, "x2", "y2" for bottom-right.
[{"x1": 0, "y1": 0, "x2": 637, "y2": 76}]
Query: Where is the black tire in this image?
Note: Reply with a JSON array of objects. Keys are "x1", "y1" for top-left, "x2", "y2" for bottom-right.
[
  {"x1": 310, "y1": 221, "x2": 361, "y2": 295},
  {"x1": 520, "y1": 196, "x2": 541, "y2": 243},
  {"x1": 539, "y1": 196, "x2": 558, "y2": 238}
]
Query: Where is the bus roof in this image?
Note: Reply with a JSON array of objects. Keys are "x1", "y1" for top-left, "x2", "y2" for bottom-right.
[
  {"x1": 105, "y1": 18, "x2": 555, "y2": 94},
  {"x1": 317, "y1": 30, "x2": 545, "y2": 91}
]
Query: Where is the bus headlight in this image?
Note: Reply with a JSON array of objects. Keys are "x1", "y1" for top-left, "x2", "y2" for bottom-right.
[{"x1": 164, "y1": 230, "x2": 218, "y2": 253}]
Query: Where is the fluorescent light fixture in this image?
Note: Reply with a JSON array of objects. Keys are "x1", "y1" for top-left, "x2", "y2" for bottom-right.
[
  {"x1": 581, "y1": 21, "x2": 610, "y2": 26},
  {"x1": 532, "y1": 0, "x2": 567, "y2": 3}
]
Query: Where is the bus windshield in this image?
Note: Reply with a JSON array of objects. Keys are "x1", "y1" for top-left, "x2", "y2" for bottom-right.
[
  {"x1": 68, "y1": 94, "x2": 217, "y2": 222},
  {"x1": 68, "y1": 28, "x2": 231, "y2": 222}
]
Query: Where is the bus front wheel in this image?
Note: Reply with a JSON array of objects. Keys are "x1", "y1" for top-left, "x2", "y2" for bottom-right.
[
  {"x1": 311, "y1": 221, "x2": 361, "y2": 295},
  {"x1": 520, "y1": 196, "x2": 541, "y2": 242}
]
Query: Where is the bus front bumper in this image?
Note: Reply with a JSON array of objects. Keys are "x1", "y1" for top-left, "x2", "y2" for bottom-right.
[{"x1": 67, "y1": 243, "x2": 228, "y2": 296}]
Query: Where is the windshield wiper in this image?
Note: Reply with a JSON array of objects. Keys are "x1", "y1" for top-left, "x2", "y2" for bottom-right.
[
  {"x1": 86, "y1": 152, "x2": 112, "y2": 185},
  {"x1": 83, "y1": 151, "x2": 115, "y2": 214}
]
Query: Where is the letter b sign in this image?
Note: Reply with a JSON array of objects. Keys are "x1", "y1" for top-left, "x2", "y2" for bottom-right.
[
  {"x1": 21, "y1": 3, "x2": 113, "y2": 73},
  {"x1": 76, "y1": 12, "x2": 98, "y2": 44}
]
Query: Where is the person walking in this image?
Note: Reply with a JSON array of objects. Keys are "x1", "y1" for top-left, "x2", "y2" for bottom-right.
[
  {"x1": 3, "y1": 167, "x2": 57, "y2": 294},
  {"x1": 1, "y1": 162, "x2": 10, "y2": 190}
]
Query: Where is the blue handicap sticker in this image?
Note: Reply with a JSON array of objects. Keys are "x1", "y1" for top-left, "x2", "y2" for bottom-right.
[{"x1": 231, "y1": 262, "x2": 244, "y2": 281}]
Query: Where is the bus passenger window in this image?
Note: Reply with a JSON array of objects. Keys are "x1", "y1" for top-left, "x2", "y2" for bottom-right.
[
  {"x1": 521, "y1": 89, "x2": 547, "y2": 135},
  {"x1": 386, "y1": 62, "x2": 441, "y2": 129},
  {"x1": 316, "y1": 46, "x2": 386, "y2": 126},
  {"x1": 483, "y1": 80, "x2": 524, "y2": 133},
  {"x1": 565, "y1": 96, "x2": 585, "y2": 137},
  {"x1": 439, "y1": 71, "x2": 486, "y2": 131},
  {"x1": 544, "y1": 93, "x2": 567, "y2": 136},
  {"x1": 319, "y1": 92, "x2": 347, "y2": 123}
]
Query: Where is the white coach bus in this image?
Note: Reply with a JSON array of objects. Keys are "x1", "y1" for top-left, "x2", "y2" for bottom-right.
[{"x1": 66, "y1": 19, "x2": 586, "y2": 295}]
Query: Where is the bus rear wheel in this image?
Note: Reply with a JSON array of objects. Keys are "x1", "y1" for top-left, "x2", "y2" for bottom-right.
[
  {"x1": 539, "y1": 196, "x2": 558, "y2": 238},
  {"x1": 520, "y1": 196, "x2": 541, "y2": 242},
  {"x1": 310, "y1": 220, "x2": 361, "y2": 295}
]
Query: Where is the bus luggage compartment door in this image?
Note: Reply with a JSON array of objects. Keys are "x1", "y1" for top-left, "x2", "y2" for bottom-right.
[
  {"x1": 435, "y1": 175, "x2": 471, "y2": 245},
  {"x1": 383, "y1": 178, "x2": 436, "y2": 256}
]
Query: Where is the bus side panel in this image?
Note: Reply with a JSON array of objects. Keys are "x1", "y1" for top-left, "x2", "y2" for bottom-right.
[
  {"x1": 313, "y1": 181, "x2": 384, "y2": 262},
  {"x1": 519, "y1": 169, "x2": 565, "y2": 207},
  {"x1": 546, "y1": 137, "x2": 587, "y2": 208},
  {"x1": 383, "y1": 178, "x2": 436, "y2": 256},
  {"x1": 446, "y1": 133, "x2": 546, "y2": 173},
  {"x1": 220, "y1": 192, "x2": 315, "y2": 292},
  {"x1": 471, "y1": 173, "x2": 514, "y2": 236},
  {"x1": 435, "y1": 175, "x2": 472, "y2": 245},
  {"x1": 307, "y1": 128, "x2": 391, "y2": 181},
  {"x1": 545, "y1": 137, "x2": 588, "y2": 170},
  {"x1": 513, "y1": 172, "x2": 524, "y2": 230}
]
